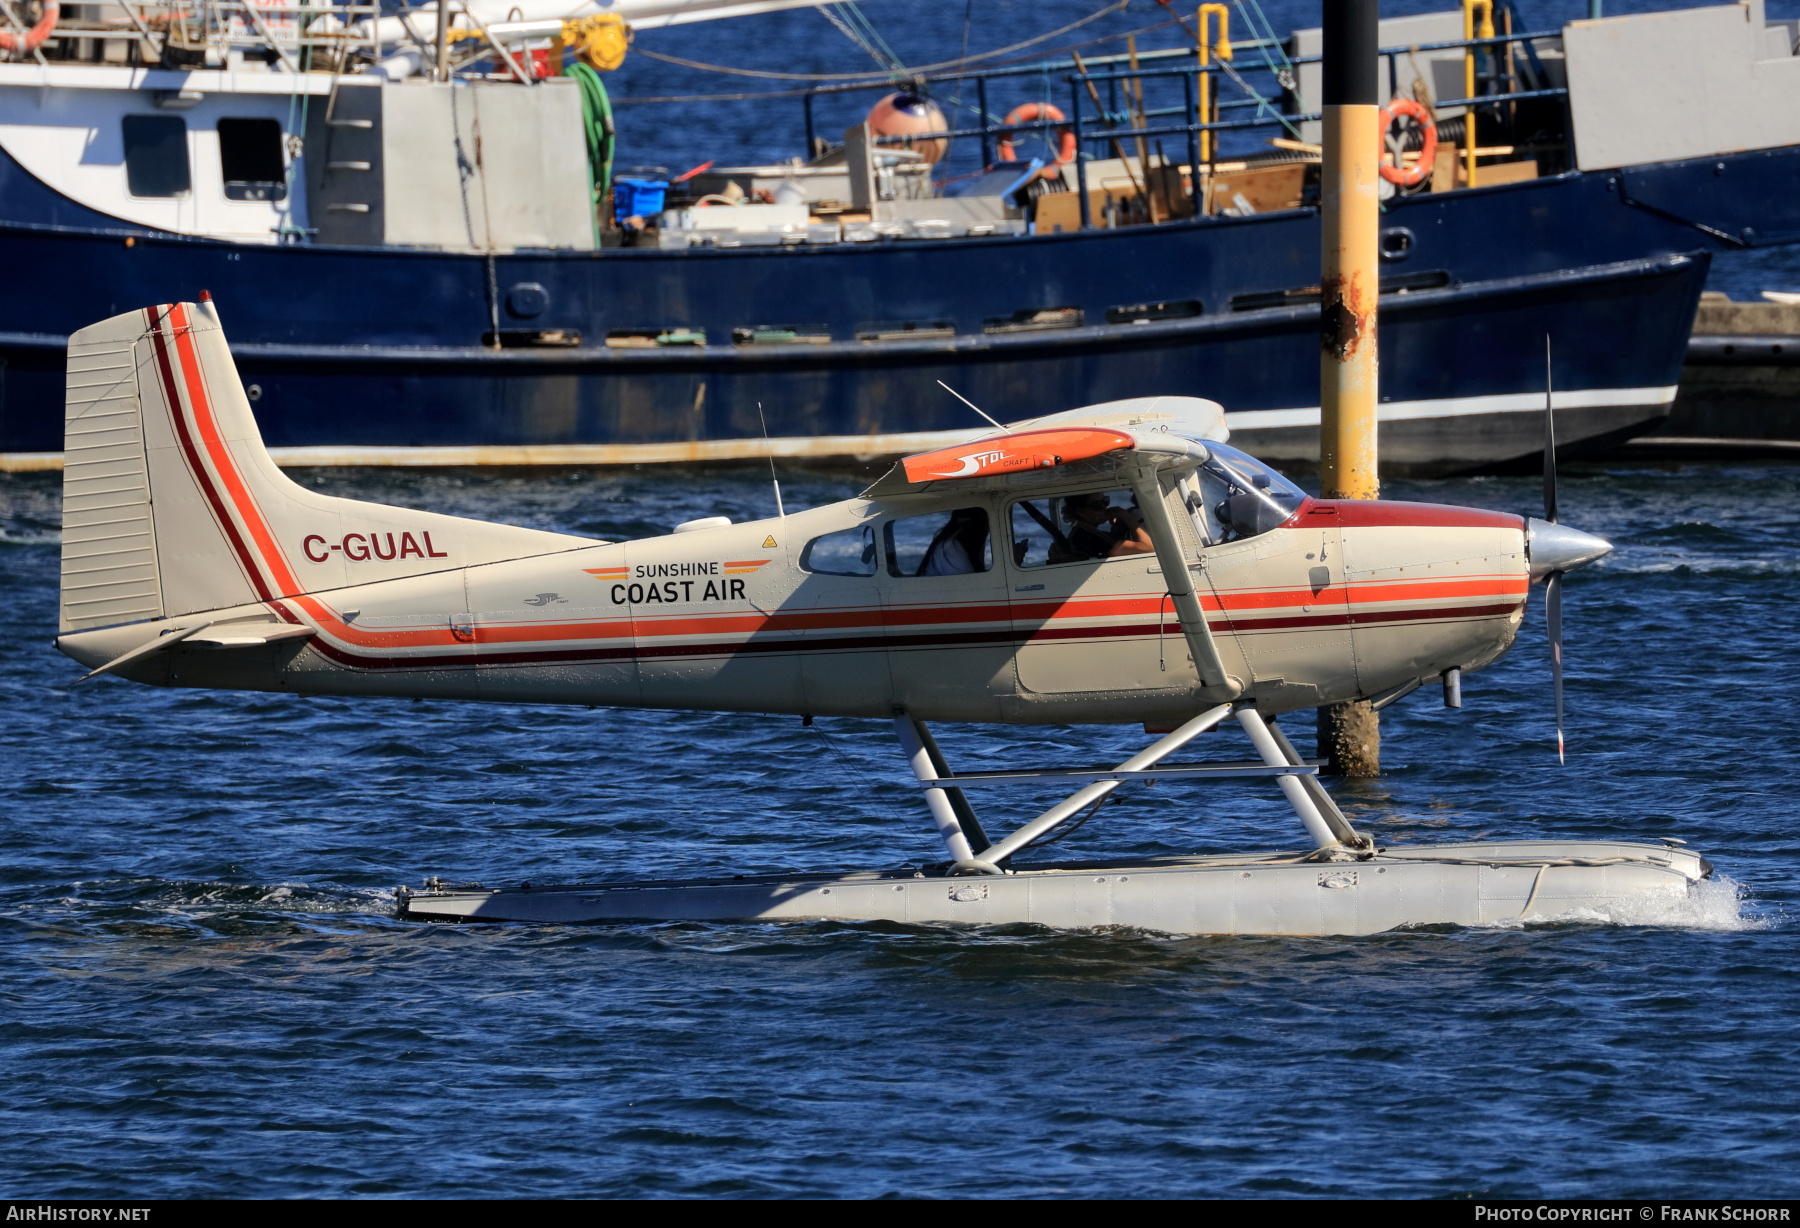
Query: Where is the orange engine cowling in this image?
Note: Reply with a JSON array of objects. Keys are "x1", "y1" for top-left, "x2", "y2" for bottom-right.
[{"x1": 865, "y1": 91, "x2": 950, "y2": 166}]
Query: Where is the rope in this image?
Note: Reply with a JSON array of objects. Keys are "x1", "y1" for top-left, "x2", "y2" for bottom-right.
[
  {"x1": 631, "y1": 0, "x2": 1132, "y2": 83},
  {"x1": 568, "y1": 62, "x2": 613, "y2": 247},
  {"x1": 1232, "y1": 0, "x2": 1297, "y2": 92},
  {"x1": 809, "y1": 720, "x2": 916, "y2": 830},
  {"x1": 448, "y1": 83, "x2": 480, "y2": 250}
]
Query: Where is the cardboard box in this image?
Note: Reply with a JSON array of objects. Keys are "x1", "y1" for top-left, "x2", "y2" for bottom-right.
[
  {"x1": 1431, "y1": 152, "x2": 1538, "y2": 192},
  {"x1": 1204, "y1": 163, "x2": 1307, "y2": 216}
]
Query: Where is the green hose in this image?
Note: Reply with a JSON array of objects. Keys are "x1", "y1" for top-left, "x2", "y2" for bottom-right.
[{"x1": 569, "y1": 62, "x2": 614, "y2": 246}]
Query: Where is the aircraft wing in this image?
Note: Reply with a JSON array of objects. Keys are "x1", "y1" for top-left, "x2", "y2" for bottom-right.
[{"x1": 868, "y1": 395, "x2": 1227, "y2": 497}]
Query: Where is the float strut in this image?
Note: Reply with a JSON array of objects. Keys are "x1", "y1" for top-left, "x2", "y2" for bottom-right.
[
  {"x1": 1263, "y1": 716, "x2": 1366, "y2": 848},
  {"x1": 1235, "y1": 706, "x2": 1341, "y2": 849},
  {"x1": 911, "y1": 719, "x2": 991, "y2": 851},
  {"x1": 894, "y1": 714, "x2": 983, "y2": 869}
]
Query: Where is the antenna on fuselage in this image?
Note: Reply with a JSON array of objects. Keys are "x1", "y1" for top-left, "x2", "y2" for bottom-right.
[
  {"x1": 936, "y1": 380, "x2": 1006, "y2": 431},
  {"x1": 757, "y1": 401, "x2": 785, "y2": 519}
]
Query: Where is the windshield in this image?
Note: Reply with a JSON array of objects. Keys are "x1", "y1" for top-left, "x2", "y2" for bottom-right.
[{"x1": 1193, "y1": 443, "x2": 1308, "y2": 542}]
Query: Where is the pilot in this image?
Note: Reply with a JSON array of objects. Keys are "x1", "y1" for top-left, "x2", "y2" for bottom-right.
[
  {"x1": 921, "y1": 508, "x2": 990, "y2": 575},
  {"x1": 1062, "y1": 493, "x2": 1156, "y2": 559}
]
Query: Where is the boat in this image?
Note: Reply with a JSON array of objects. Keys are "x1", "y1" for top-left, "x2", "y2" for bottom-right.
[{"x1": 0, "y1": 0, "x2": 1795, "y2": 473}]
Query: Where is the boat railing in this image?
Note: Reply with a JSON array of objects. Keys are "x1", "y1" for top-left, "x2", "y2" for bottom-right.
[
  {"x1": 798, "y1": 25, "x2": 1571, "y2": 230},
  {"x1": 32, "y1": 1, "x2": 387, "y2": 71}
]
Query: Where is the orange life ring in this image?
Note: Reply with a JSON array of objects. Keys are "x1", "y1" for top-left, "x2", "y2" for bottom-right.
[
  {"x1": 1378, "y1": 97, "x2": 1436, "y2": 188},
  {"x1": 997, "y1": 103, "x2": 1077, "y2": 167},
  {"x1": 0, "y1": 1, "x2": 58, "y2": 54}
]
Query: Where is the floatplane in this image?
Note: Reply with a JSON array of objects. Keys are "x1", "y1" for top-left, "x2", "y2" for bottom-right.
[{"x1": 53, "y1": 298, "x2": 1709, "y2": 933}]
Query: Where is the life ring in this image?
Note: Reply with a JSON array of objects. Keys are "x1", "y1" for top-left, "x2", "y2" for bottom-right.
[
  {"x1": 1378, "y1": 97, "x2": 1436, "y2": 188},
  {"x1": 0, "y1": 1, "x2": 59, "y2": 56},
  {"x1": 997, "y1": 102, "x2": 1076, "y2": 167}
]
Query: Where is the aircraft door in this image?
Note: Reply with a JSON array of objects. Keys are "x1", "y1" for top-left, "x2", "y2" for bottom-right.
[
  {"x1": 874, "y1": 503, "x2": 1013, "y2": 722},
  {"x1": 1187, "y1": 460, "x2": 1356, "y2": 710},
  {"x1": 1005, "y1": 487, "x2": 1186, "y2": 697}
]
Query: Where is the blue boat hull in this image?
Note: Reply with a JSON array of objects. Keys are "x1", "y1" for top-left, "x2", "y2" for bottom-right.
[{"x1": 0, "y1": 139, "x2": 1780, "y2": 469}]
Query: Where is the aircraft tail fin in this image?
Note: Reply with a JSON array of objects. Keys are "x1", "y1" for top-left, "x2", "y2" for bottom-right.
[{"x1": 60, "y1": 299, "x2": 590, "y2": 634}]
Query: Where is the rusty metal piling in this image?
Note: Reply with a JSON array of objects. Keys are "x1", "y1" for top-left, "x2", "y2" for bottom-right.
[{"x1": 1318, "y1": 0, "x2": 1383, "y2": 778}]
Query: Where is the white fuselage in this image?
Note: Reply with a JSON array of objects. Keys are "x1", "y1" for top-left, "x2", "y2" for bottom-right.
[{"x1": 62, "y1": 486, "x2": 1529, "y2": 725}]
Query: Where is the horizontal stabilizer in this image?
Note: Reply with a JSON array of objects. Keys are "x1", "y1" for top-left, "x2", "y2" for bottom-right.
[
  {"x1": 73, "y1": 619, "x2": 319, "y2": 682},
  {"x1": 74, "y1": 620, "x2": 213, "y2": 683},
  {"x1": 186, "y1": 625, "x2": 318, "y2": 649}
]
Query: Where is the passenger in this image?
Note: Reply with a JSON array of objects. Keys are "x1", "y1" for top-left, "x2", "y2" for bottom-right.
[
  {"x1": 921, "y1": 507, "x2": 990, "y2": 575},
  {"x1": 1062, "y1": 493, "x2": 1155, "y2": 559}
]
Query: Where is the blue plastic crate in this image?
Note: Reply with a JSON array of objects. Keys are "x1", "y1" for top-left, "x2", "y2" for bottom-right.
[{"x1": 613, "y1": 178, "x2": 668, "y2": 223}]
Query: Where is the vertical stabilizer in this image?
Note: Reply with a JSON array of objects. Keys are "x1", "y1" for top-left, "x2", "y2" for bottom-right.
[{"x1": 60, "y1": 299, "x2": 592, "y2": 634}]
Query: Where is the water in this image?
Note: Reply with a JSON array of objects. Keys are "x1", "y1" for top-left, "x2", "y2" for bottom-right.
[
  {"x1": 7, "y1": 0, "x2": 1800, "y2": 1198},
  {"x1": 3, "y1": 459, "x2": 1798, "y2": 1198}
]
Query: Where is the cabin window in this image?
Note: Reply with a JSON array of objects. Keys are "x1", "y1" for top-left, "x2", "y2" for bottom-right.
[
  {"x1": 1010, "y1": 489, "x2": 1154, "y2": 568},
  {"x1": 1191, "y1": 443, "x2": 1308, "y2": 542},
  {"x1": 122, "y1": 115, "x2": 191, "y2": 199},
  {"x1": 885, "y1": 508, "x2": 991, "y2": 577},
  {"x1": 217, "y1": 118, "x2": 287, "y2": 201},
  {"x1": 800, "y1": 524, "x2": 877, "y2": 576}
]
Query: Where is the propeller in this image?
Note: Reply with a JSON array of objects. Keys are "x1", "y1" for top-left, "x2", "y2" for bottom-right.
[
  {"x1": 1545, "y1": 337, "x2": 1562, "y2": 764},
  {"x1": 1528, "y1": 335, "x2": 1611, "y2": 764}
]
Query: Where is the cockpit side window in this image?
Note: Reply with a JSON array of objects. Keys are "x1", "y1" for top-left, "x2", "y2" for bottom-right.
[
  {"x1": 885, "y1": 507, "x2": 992, "y2": 576},
  {"x1": 1009, "y1": 488, "x2": 1155, "y2": 569},
  {"x1": 801, "y1": 523, "x2": 878, "y2": 576},
  {"x1": 1193, "y1": 444, "x2": 1307, "y2": 542}
]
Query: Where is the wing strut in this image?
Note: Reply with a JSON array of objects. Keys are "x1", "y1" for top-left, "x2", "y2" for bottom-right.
[{"x1": 1127, "y1": 464, "x2": 1242, "y2": 700}]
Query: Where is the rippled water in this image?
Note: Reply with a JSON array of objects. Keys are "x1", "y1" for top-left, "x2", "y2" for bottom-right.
[{"x1": 3, "y1": 458, "x2": 1798, "y2": 1198}]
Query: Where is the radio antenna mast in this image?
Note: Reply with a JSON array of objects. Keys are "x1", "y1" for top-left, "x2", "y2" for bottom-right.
[
  {"x1": 937, "y1": 380, "x2": 1006, "y2": 430},
  {"x1": 757, "y1": 401, "x2": 785, "y2": 518}
]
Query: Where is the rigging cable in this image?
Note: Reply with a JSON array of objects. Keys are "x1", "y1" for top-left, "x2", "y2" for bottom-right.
[
  {"x1": 818, "y1": 2, "x2": 906, "y2": 77},
  {"x1": 631, "y1": 0, "x2": 1132, "y2": 83}
]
